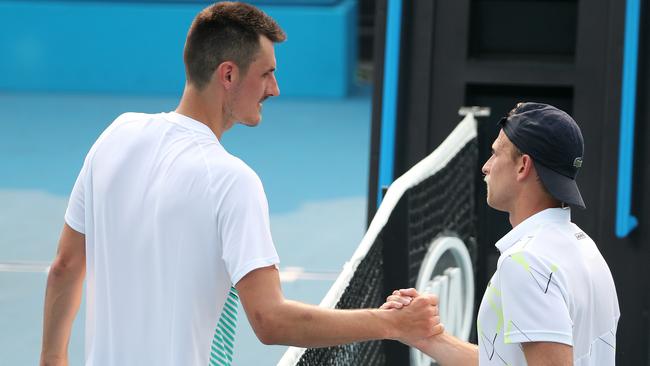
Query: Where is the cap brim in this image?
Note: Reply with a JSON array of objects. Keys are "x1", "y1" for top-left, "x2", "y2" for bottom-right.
[{"x1": 534, "y1": 161, "x2": 586, "y2": 209}]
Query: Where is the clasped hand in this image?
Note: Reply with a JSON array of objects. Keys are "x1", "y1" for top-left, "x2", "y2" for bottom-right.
[{"x1": 381, "y1": 288, "x2": 444, "y2": 348}]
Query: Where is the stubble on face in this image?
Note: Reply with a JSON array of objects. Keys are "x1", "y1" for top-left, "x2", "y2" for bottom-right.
[
  {"x1": 226, "y1": 43, "x2": 276, "y2": 127},
  {"x1": 222, "y1": 72, "x2": 261, "y2": 128}
]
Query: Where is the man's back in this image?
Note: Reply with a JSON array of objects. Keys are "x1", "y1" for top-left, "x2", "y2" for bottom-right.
[
  {"x1": 65, "y1": 112, "x2": 278, "y2": 365},
  {"x1": 568, "y1": 228, "x2": 620, "y2": 364}
]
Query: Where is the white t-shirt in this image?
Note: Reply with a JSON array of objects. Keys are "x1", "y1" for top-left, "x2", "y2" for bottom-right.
[
  {"x1": 476, "y1": 208, "x2": 619, "y2": 365},
  {"x1": 65, "y1": 111, "x2": 279, "y2": 365}
]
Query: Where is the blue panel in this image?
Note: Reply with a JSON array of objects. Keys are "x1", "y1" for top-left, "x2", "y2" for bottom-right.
[
  {"x1": 0, "y1": 2, "x2": 191, "y2": 94},
  {"x1": 616, "y1": 0, "x2": 640, "y2": 238},
  {"x1": 0, "y1": 0, "x2": 356, "y2": 97},
  {"x1": 377, "y1": 0, "x2": 402, "y2": 207},
  {"x1": 265, "y1": 1, "x2": 357, "y2": 97}
]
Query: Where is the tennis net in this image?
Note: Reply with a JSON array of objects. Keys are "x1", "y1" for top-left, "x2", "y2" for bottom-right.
[{"x1": 277, "y1": 113, "x2": 478, "y2": 366}]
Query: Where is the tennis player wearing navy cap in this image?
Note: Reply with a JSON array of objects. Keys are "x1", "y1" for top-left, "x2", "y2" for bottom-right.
[{"x1": 383, "y1": 102, "x2": 620, "y2": 365}]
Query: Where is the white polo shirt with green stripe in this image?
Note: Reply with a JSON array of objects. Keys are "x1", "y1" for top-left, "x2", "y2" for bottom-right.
[
  {"x1": 65, "y1": 112, "x2": 279, "y2": 366},
  {"x1": 476, "y1": 208, "x2": 619, "y2": 365}
]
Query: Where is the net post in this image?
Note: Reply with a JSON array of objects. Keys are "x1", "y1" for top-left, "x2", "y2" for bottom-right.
[{"x1": 458, "y1": 106, "x2": 491, "y2": 118}]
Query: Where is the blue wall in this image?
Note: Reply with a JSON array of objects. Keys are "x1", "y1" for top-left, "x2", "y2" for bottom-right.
[{"x1": 0, "y1": 0, "x2": 357, "y2": 97}]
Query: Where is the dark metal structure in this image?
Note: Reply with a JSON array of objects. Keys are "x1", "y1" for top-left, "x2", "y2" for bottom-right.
[{"x1": 368, "y1": 0, "x2": 650, "y2": 364}]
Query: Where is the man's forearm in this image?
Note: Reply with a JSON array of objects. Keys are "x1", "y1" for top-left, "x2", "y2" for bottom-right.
[
  {"x1": 40, "y1": 262, "x2": 85, "y2": 365},
  {"x1": 415, "y1": 332, "x2": 478, "y2": 366},
  {"x1": 249, "y1": 295, "x2": 441, "y2": 348},
  {"x1": 251, "y1": 299, "x2": 394, "y2": 347},
  {"x1": 237, "y1": 266, "x2": 441, "y2": 348}
]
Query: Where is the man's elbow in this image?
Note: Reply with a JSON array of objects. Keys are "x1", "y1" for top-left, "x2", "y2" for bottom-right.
[
  {"x1": 250, "y1": 309, "x2": 283, "y2": 345},
  {"x1": 48, "y1": 256, "x2": 84, "y2": 280},
  {"x1": 256, "y1": 329, "x2": 278, "y2": 345}
]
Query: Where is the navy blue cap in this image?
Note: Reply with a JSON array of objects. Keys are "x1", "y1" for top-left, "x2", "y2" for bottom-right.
[{"x1": 498, "y1": 102, "x2": 586, "y2": 209}]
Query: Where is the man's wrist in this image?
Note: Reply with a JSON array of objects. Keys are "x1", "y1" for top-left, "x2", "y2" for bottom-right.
[
  {"x1": 40, "y1": 353, "x2": 68, "y2": 366},
  {"x1": 373, "y1": 308, "x2": 401, "y2": 341}
]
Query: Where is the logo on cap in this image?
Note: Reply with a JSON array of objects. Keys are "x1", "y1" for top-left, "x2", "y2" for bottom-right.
[{"x1": 573, "y1": 157, "x2": 583, "y2": 168}]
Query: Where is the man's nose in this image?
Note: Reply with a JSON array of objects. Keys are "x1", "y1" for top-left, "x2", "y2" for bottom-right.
[
  {"x1": 481, "y1": 158, "x2": 491, "y2": 175},
  {"x1": 268, "y1": 74, "x2": 280, "y2": 97}
]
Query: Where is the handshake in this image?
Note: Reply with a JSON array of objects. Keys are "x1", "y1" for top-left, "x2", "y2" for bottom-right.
[{"x1": 379, "y1": 288, "x2": 445, "y2": 350}]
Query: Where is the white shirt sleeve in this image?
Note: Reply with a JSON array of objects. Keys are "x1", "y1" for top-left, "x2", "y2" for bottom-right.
[
  {"x1": 498, "y1": 250, "x2": 573, "y2": 346},
  {"x1": 65, "y1": 160, "x2": 88, "y2": 234},
  {"x1": 217, "y1": 166, "x2": 279, "y2": 286}
]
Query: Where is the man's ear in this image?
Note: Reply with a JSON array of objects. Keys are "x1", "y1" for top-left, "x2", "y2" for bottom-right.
[
  {"x1": 214, "y1": 61, "x2": 238, "y2": 89},
  {"x1": 517, "y1": 154, "x2": 534, "y2": 182}
]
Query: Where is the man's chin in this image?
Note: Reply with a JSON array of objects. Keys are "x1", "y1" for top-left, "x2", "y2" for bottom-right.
[
  {"x1": 239, "y1": 116, "x2": 262, "y2": 127},
  {"x1": 486, "y1": 198, "x2": 507, "y2": 213},
  {"x1": 486, "y1": 194, "x2": 496, "y2": 209}
]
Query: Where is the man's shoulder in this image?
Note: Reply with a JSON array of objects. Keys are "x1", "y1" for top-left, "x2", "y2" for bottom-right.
[
  {"x1": 497, "y1": 229, "x2": 567, "y2": 274},
  {"x1": 531, "y1": 220, "x2": 593, "y2": 251},
  {"x1": 112, "y1": 111, "x2": 156, "y2": 125},
  {"x1": 206, "y1": 150, "x2": 254, "y2": 174},
  {"x1": 497, "y1": 221, "x2": 599, "y2": 284},
  {"x1": 117, "y1": 111, "x2": 162, "y2": 121},
  {"x1": 204, "y1": 152, "x2": 262, "y2": 187},
  {"x1": 98, "y1": 112, "x2": 160, "y2": 139}
]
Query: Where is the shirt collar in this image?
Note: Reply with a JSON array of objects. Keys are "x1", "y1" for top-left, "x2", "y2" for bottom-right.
[
  {"x1": 495, "y1": 207, "x2": 571, "y2": 253},
  {"x1": 163, "y1": 111, "x2": 218, "y2": 139}
]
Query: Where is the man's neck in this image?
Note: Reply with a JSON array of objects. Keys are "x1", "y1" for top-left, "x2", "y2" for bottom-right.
[
  {"x1": 175, "y1": 84, "x2": 229, "y2": 140},
  {"x1": 508, "y1": 196, "x2": 561, "y2": 228}
]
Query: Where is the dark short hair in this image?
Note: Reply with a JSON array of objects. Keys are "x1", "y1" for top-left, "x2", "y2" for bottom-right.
[{"x1": 183, "y1": 1, "x2": 287, "y2": 89}]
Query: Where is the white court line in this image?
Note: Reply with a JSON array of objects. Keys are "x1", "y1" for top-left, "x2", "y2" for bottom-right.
[
  {"x1": 0, "y1": 262, "x2": 338, "y2": 282},
  {"x1": 279, "y1": 266, "x2": 339, "y2": 282},
  {"x1": 0, "y1": 261, "x2": 50, "y2": 273}
]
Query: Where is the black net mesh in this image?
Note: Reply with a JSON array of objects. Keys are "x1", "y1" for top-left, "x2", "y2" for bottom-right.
[
  {"x1": 296, "y1": 241, "x2": 386, "y2": 366},
  {"x1": 407, "y1": 141, "x2": 479, "y2": 287},
  {"x1": 286, "y1": 132, "x2": 478, "y2": 366}
]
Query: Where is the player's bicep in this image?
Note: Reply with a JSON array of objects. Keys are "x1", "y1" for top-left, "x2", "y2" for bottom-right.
[
  {"x1": 235, "y1": 265, "x2": 285, "y2": 338},
  {"x1": 236, "y1": 265, "x2": 283, "y2": 307},
  {"x1": 522, "y1": 341, "x2": 572, "y2": 366},
  {"x1": 50, "y1": 224, "x2": 86, "y2": 274}
]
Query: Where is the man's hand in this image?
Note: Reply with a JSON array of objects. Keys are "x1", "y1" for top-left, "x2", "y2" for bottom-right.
[
  {"x1": 380, "y1": 288, "x2": 420, "y2": 310},
  {"x1": 380, "y1": 288, "x2": 444, "y2": 346},
  {"x1": 380, "y1": 288, "x2": 479, "y2": 366},
  {"x1": 381, "y1": 288, "x2": 445, "y2": 348}
]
